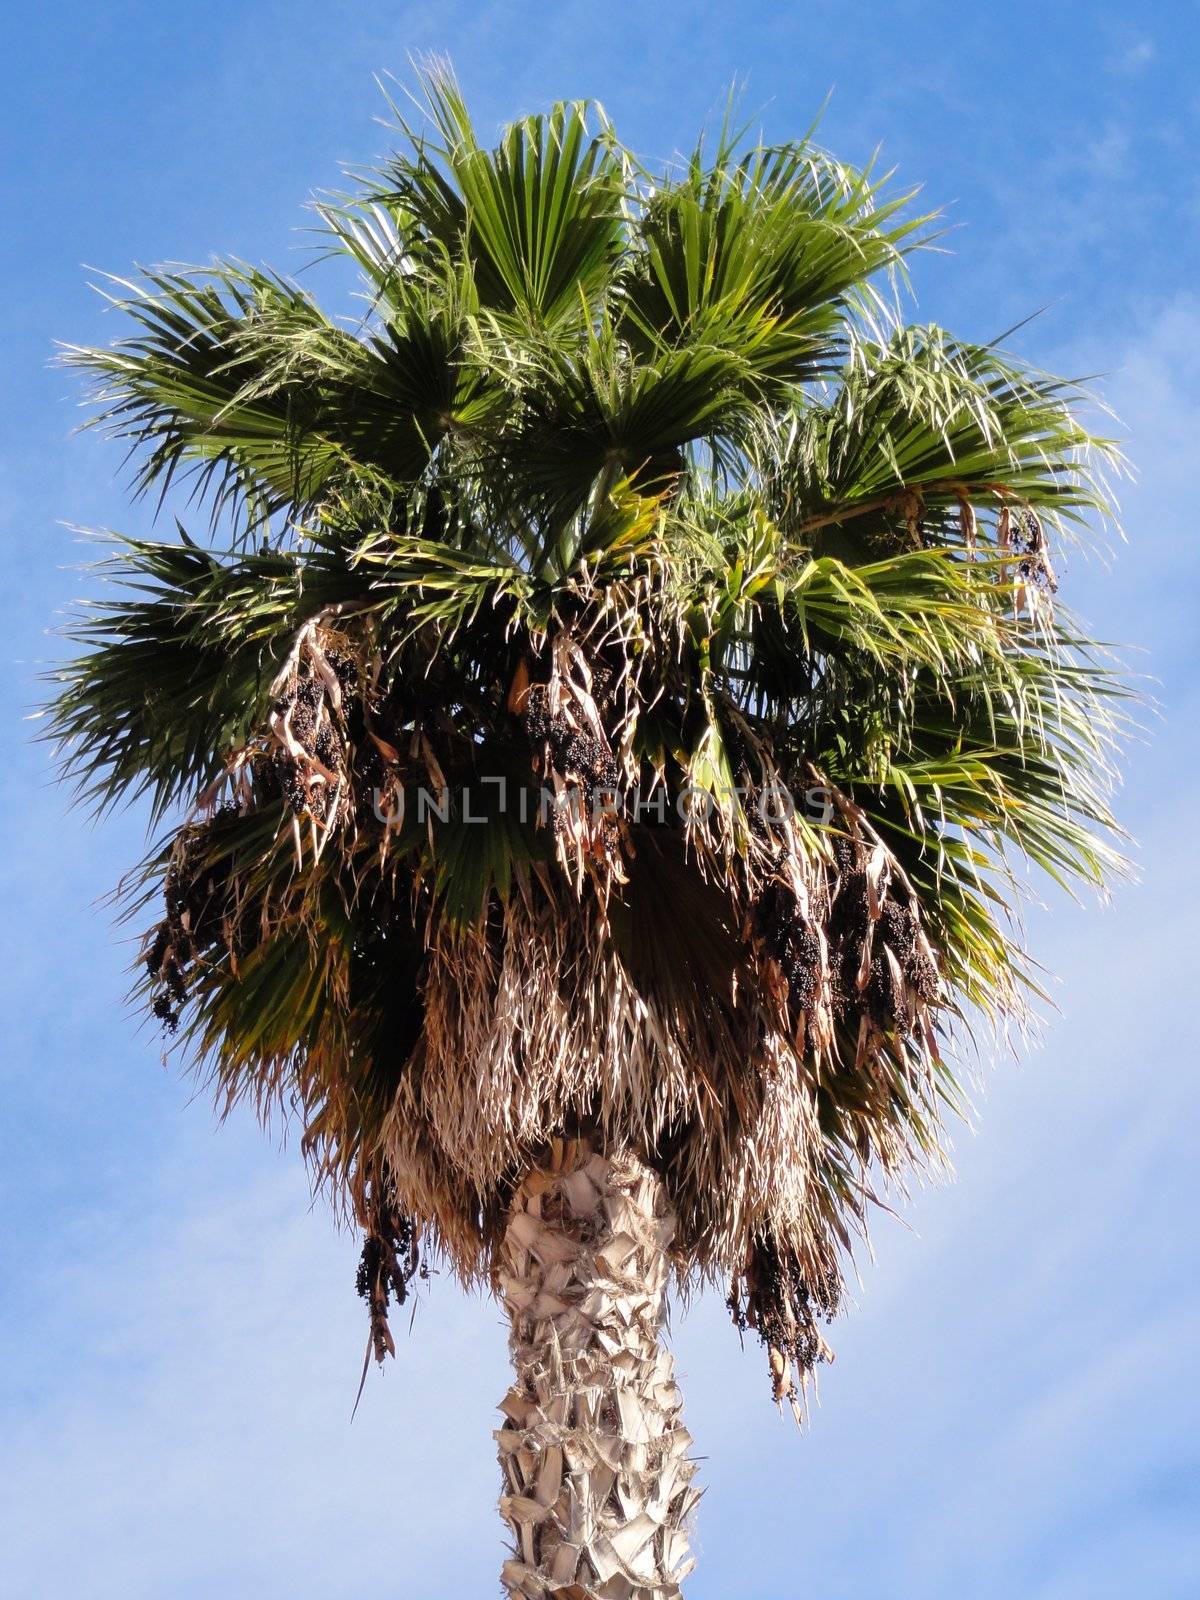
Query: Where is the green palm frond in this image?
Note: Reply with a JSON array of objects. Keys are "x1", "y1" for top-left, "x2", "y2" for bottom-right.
[
  {"x1": 618, "y1": 128, "x2": 929, "y2": 380},
  {"x1": 374, "y1": 70, "x2": 624, "y2": 327},
  {"x1": 764, "y1": 325, "x2": 1118, "y2": 553}
]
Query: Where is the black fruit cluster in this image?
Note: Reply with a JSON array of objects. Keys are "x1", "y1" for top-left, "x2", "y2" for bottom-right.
[
  {"x1": 272, "y1": 669, "x2": 348, "y2": 823},
  {"x1": 827, "y1": 868, "x2": 937, "y2": 1030},
  {"x1": 753, "y1": 839, "x2": 940, "y2": 1038},
  {"x1": 752, "y1": 879, "x2": 822, "y2": 1016},
  {"x1": 355, "y1": 1201, "x2": 422, "y2": 1368},
  {"x1": 879, "y1": 899, "x2": 939, "y2": 1004},
  {"x1": 523, "y1": 685, "x2": 622, "y2": 796},
  {"x1": 145, "y1": 815, "x2": 237, "y2": 1031},
  {"x1": 1013, "y1": 509, "x2": 1058, "y2": 592},
  {"x1": 729, "y1": 1238, "x2": 839, "y2": 1379}
]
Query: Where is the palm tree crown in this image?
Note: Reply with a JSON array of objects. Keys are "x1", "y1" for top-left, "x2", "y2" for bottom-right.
[{"x1": 50, "y1": 67, "x2": 1128, "y2": 1412}]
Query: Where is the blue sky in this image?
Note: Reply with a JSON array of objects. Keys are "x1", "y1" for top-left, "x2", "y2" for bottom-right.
[{"x1": 2, "y1": 4, "x2": 1198, "y2": 1595}]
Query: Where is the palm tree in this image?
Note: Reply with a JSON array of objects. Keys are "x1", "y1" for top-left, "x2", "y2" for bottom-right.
[{"x1": 49, "y1": 66, "x2": 1128, "y2": 1598}]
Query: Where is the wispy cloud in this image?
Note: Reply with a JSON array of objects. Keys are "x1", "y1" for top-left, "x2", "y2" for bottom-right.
[
  {"x1": 1, "y1": 1135, "x2": 510, "y2": 1600},
  {"x1": 1111, "y1": 38, "x2": 1156, "y2": 76},
  {"x1": 1084, "y1": 123, "x2": 1133, "y2": 180}
]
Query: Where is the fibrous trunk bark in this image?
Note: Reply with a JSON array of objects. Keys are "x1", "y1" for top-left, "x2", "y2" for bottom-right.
[{"x1": 495, "y1": 1139, "x2": 700, "y2": 1599}]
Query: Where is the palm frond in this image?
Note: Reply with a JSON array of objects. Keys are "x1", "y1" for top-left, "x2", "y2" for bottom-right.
[{"x1": 374, "y1": 64, "x2": 625, "y2": 327}]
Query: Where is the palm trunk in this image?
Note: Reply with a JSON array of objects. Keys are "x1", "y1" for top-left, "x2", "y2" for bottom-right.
[{"x1": 495, "y1": 1139, "x2": 700, "y2": 1599}]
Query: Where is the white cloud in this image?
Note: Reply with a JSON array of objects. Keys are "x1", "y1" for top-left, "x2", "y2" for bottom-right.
[
  {"x1": 1, "y1": 1134, "x2": 510, "y2": 1599},
  {"x1": 1112, "y1": 38, "x2": 1156, "y2": 76},
  {"x1": 1084, "y1": 124, "x2": 1132, "y2": 180}
]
